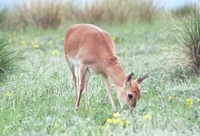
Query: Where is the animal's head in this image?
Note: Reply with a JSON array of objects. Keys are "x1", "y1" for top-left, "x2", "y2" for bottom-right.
[{"x1": 117, "y1": 73, "x2": 148, "y2": 111}]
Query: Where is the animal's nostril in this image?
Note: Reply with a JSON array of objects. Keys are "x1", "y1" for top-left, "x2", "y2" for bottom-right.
[{"x1": 128, "y1": 94, "x2": 133, "y2": 99}]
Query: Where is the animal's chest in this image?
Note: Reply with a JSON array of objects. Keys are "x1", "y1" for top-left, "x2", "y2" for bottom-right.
[
  {"x1": 87, "y1": 64, "x2": 104, "y2": 74},
  {"x1": 70, "y1": 56, "x2": 105, "y2": 74}
]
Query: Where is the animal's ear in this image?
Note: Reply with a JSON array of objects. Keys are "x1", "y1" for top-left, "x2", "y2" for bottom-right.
[
  {"x1": 137, "y1": 75, "x2": 148, "y2": 84},
  {"x1": 124, "y1": 73, "x2": 134, "y2": 87}
]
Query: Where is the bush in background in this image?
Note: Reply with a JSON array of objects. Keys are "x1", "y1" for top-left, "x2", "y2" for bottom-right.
[
  {"x1": 66, "y1": 0, "x2": 159, "y2": 24},
  {"x1": 137, "y1": 0, "x2": 159, "y2": 22},
  {"x1": 0, "y1": 7, "x2": 8, "y2": 29},
  {"x1": 8, "y1": 0, "x2": 66, "y2": 30},
  {"x1": 77, "y1": 0, "x2": 137, "y2": 24},
  {"x1": 0, "y1": 32, "x2": 20, "y2": 80},
  {"x1": 171, "y1": 4, "x2": 200, "y2": 75},
  {"x1": 171, "y1": 5, "x2": 194, "y2": 17},
  {"x1": 5, "y1": 0, "x2": 158, "y2": 30}
]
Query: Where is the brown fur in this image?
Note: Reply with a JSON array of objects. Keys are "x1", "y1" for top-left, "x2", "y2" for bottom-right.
[{"x1": 64, "y1": 24, "x2": 148, "y2": 111}]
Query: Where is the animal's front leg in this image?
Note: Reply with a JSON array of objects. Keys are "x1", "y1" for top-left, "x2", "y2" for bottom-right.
[{"x1": 103, "y1": 74, "x2": 116, "y2": 112}]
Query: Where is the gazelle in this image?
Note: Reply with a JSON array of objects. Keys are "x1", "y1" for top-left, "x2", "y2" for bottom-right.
[{"x1": 64, "y1": 24, "x2": 148, "y2": 111}]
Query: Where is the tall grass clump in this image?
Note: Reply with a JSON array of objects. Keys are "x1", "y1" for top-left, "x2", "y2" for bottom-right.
[
  {"x1": 0, "y1": 7, "x2": 8, "y2": 29},
  {"x1": 8, "y1": 0, "x2": 66, "y2": 30},
  {"x1": 137, "y1": 0, "x2": 159, "y2": 22},
  {"x1": 0, "y1": 33, "x2": 20, "y2": 80},
  {"x1": 6, "y1": 0, "x2": 159, "y2": 30},
  {"x1": 171, "y1": 5, "x2": 200, "y2": 75},
  {"x1": 77, "y1": 0, "x2": 136, "y2": 24},
  {"x1": 171, "y1": 5, "x2": 194, "y2": 17},
  {"x1": 76, "y1": 0, "x2": 158, "y2": 24}
]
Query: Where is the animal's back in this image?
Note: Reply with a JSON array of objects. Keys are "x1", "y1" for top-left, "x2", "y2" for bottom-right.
[{"x1": 64, "y1": 24, "x2": 117, "y2": 67}]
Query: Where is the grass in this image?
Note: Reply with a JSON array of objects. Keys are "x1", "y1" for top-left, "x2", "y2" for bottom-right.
[
  {"x1": 7, "y1": 0, "x2": 65, "y2": 30},
  {"x1": 5, "y1": 0, "x2": 158, "y2": 30},
  {"x1": 0, "y1": 32, "x2": 21, "y2": 80},
  {"x1": 0, "y1": 7, "x2": 8, "y2": 29},
  {"x1": 0, "y1": 21, "x2": 200, "y2": 135},
  {"x1": 170, "y1": 5, "x2": 200, "y2": 75},
  {"x1": 171, "y1": 5, "x2": 194, "y2": 17}
]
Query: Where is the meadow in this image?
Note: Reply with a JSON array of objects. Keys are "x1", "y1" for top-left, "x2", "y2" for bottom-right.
[
  {"x1": 0, "y1": 1, "x2": 200, "y2": 136},
  {"x1": 0, "y1": 20, "x2": 199, "y2": 136}
]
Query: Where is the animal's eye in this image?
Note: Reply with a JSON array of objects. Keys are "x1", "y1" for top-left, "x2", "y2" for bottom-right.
[{"x1": 128, "y1": 94, "x2": 133, "y2": 99}]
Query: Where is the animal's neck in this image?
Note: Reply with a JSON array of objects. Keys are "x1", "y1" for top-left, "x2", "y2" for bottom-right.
[{"x1": 106, "y1": 63, "x2": 126, "y2": 88}]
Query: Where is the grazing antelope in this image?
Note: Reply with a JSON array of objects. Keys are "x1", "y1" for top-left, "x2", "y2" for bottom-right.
[{"x1": 64, "y1": 24, "x2": 148, "y2": 111}]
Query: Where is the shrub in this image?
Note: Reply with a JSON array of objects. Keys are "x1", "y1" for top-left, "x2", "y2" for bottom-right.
[
  {"x1": 0, "y1": 7, "x2": 8, "y2": 29},
  {"x1": 6, "y1": 0, "x2": 159, "y2": 30},
  {"x1": 171, "y1": 5, "x2": 200, "y2": 75},
  {"x1": 171, "y1": 5, "x2": 194, "y2": 17},
  {"x1": 75, "y1": 0, "x2": 158, "y2": 24},
  {"x1": 8, "y1": 0, "x2": 65, "y2": 30},
  {"x1": 85, "y1": 0, "x2": 136, "y2": 24},
  {"x1": 137, "y1": 0, "x2": 159, "y2": 22},
  {"x1": 0, "y1": 33, "x2": 20, "y2": 79}
]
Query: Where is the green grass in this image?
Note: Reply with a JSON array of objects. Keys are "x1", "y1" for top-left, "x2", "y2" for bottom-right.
[
  {"x1": 171, "y1": 5, "x2": 194, "y2": 17},
  {"x1": 170, "y1": 6, "x2": 200, "y2": 75},
  {"x1": 0, "y1": 32, "x2": 21, "y2": 80},
  {"x1": 0, "y1": 7, "x2": 8, "y2": 29},
  {"x1": 0, "y1": 21, "x2": 200, "y2": 136}
]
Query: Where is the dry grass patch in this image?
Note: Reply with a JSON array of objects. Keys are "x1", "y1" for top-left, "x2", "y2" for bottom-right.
[{"x1": 8, "y1": 0, "x2": 67, "y2": 30}]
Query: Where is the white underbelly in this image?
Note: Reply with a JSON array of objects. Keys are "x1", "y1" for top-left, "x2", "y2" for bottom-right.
[
  {"x1": 68, "y1": 56, "x2": 103, "y2": 75},
  {"x1": 69, "y1": 57, "x2": 79, "y2": 67}
]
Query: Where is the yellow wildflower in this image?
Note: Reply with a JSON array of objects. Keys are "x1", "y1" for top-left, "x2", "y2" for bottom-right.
[
  {"x1": 20, "y1": 36, "x2": 24, "y2": 39},
  {"x1": 51, "y1": 50, "x2": 58, "y2": 56},
  {"x1": 186, "y1": 98, "x2": 193, "y2": 107},
  {"x1": 197, "y1": 98, "x2": 200, "y2": 102},
  {"x1": 162, "y1": 47, "x2": 169, "y2": 52},
  {"x1": 112, "y1": 118, "x2": 120, "y2": 124},
  {"x1": 60, "y1": 37, "x2": 64, "y2": 41},
  {"x1": 20, "y1": 40, "x2": 26, "y2": 45},
  {"x1": 124, "y1": 29, "x2": 129, "y2": 33},
  {"x1": 8, "y1": 39, "x2": 12, "y2": 44},
  {"x1": 119, "y1": 120, "x2": 124, "y2": 126},
  {"x1": 144, "y1": 113, "x2": 152, "y2": 120},
  {"x1": 106, "y1": 118, "x2": 112, "y2": 124},
  {"x1": 7, "y1": 92, "x2": 14, "y2": 97},
  {"x1": 48, "y1": 40, "x2": 53, "y2": 45},
  {"x1": 111, "y1": 35, "x2": 116, "y2": 41},
  {"x1": 113, "y1": 112, "x2": 120, "y2": 118},
  {"x1": 126, "y1": 120, "x2": 131, "y2": 125},
  {"x1": 54, "y1": 123, "x2": 59, "y2": 128},
  {"x1": 34, "y1": 37, "x2": 39, "y2": 41},
  {"x1": 33, "y1": 44, "x2": 40, "y2": 49},
  {"x1": 168, "y1": 96, "x2": 175, "y2": 101}
]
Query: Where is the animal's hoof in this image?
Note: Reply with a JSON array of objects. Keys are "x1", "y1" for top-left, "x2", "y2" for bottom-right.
[{"x1": 75, "y1": 105, "x2": 80, "y2": 111}]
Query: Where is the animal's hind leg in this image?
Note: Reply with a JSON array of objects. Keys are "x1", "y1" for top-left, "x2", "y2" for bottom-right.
[
  {"x1": 76, "y1": 65, "x2": 87, "y2": 110},
  {"x1": 85, "y1": 72, "x2": 91, "y2": 109},
  {"x1": 66, "y1": 57, "x2": 78, "y2": 102}
]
